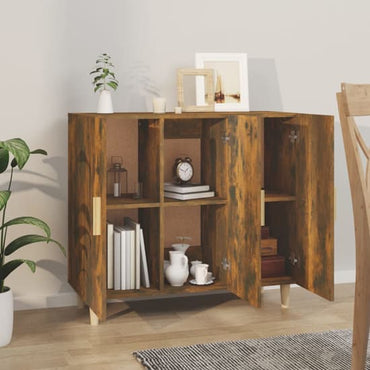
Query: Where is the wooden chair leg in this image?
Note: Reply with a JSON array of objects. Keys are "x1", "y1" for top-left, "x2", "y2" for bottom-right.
[
  {"x1": 351, "y1": 268, "x2": 370, "y2": 369},
  {"x1": 280, "y1": 284, "x2": 290, "y2": 308},
  {"x1": 89, "y1": 308, "x2": 99, "y2": 326}
]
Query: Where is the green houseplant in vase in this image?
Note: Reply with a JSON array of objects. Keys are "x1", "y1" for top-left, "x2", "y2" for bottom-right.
[
  {"x1": 90, "y1": 53, "x2": 119, "y2": 113},
  {"x1": 0, "y1": 138, "x2": 64, "y2": 347}
]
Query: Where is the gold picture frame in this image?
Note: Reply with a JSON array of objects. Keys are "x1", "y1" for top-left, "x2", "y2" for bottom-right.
[{"x1": 177, "y1": 68, "x2": 214, "y2": 112}]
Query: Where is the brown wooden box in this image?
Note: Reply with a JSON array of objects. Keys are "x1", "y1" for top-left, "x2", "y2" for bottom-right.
[
  {"x1": 261, "y1": 255, "x2": 286, "y2": 278},
  {"x1": 261, "y1": 225, "x2": 270, "y2": 239},
  {"x1": 261, "y1": 238, "x2": 278, "y2": 256}
]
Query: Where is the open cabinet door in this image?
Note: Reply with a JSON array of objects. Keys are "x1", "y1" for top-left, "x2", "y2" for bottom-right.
[
  {"x1": 296, "y1": 114, "x2": 334, "y2": 301},
  {"x1": 204, "y1": 115, "x2": 262, "y2": 307},
  {"x1": 68, "y1": 114, "x2": 107, "y2": 321},
  {"x1": 265, "y1": 115, "x2": 334, "y2": 301},
  {"x1": 227, "y1": 115, "x2": 262, "y2": 306}
]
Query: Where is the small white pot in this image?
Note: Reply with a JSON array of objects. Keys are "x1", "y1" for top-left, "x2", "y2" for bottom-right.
[
  {"x1": 97, "y1": 90, "x2": 113, "y2": 113},
  {"x1": 0, "y1": 287, "x2": 13, "y2": 347}
]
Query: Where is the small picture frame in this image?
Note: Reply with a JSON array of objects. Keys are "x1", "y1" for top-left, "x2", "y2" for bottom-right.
[
  {"x1": 195, "y1": 53, "x2": 249, "y2": 112},
  {"x1": 177, "y1": 68, "x2": 215, "y2": 112}
]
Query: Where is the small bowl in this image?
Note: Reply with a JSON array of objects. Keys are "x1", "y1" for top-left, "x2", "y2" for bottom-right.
[{"x1": 171, "y1": 243, "x2": 190, "y2": 254}]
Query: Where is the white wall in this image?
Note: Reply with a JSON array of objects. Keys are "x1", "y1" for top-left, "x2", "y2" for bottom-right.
[{"x1": 1, "y1": 0, "x2": 366, "y2": 309}]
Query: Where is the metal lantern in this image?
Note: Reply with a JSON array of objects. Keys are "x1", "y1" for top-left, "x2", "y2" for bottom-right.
[{"x1": 108, "y1": 156, "x2": 128, "y2": 197}]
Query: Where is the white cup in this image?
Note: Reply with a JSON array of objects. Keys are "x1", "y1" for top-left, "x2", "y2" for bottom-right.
[
  {"x1": 195, "y1": 263, "x2": 209, "y2": 284},
  {"x1": 153, "y1": 97, "x2": 166, "y2": 113}
]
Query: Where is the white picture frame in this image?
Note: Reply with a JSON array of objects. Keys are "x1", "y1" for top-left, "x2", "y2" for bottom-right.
[{"x1": 195, "y1": 53, "x2": 249, "y2": 112}]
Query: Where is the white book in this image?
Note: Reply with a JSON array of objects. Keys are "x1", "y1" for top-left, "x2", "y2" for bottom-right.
[
  {"x1": 114, "y1": 226, "x2": 127, "y2": 290},
  {"x1": 164, "y1": 190, "x2": 215, "y2": 200},
  {"x1": 113, "y1": 229, "x2": 121, "y2": 290},
  {"x1": 106, "y1": 222, "x2": 114, "y2": 289},
  {"x1": 121, "y1": 226, "x2": 131, "y2": 290},
  {"x1": 164, "y1": 182, "x2": 210, "y2": 193},
  {"x1": 124, "y1": 217, "x2": 141, "y2": 290},
  {"x1": 140, "y1": 228, "x2": 150, "y2": 288}
]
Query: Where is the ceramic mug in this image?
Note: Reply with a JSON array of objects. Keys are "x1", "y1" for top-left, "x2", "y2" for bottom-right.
[{"x1": 195, "y1": 263, "x2": 209, "y2": 284}]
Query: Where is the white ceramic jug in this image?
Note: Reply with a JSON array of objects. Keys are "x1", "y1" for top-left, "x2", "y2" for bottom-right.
[{"x1": 165, "y1": 251, "x2": 189, "y2": 287}]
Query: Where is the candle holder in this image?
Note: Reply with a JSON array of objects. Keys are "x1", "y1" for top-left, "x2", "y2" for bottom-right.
[{"x1": 108, "y1": 156, "x2": 128, "y2": 197}]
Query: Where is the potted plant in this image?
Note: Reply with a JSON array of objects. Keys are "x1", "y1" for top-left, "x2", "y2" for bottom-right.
[
  {"x1": 90, "y1": 53, "x2": 119, "y2": 113},
  {"x1": 0, "y1": 138, "x2": 64, "y2": 347}
]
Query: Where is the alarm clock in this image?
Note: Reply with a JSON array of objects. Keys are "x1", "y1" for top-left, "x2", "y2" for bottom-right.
[{"x1": 174, "y1": 157, "x2": 194, "y2": 184}]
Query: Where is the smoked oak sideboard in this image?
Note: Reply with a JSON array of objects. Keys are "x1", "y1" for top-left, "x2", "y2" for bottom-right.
[{"x1": 68, "y1": 111, "x2": 334, "y2": 325}]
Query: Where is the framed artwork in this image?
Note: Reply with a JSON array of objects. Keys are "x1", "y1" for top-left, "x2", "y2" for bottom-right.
[
  {"x1": 195, "y1": 53, "x2": 249, "y2": 111},
  {"x1": 177, "y1": 68, "x2": 215, "y2": 112}
]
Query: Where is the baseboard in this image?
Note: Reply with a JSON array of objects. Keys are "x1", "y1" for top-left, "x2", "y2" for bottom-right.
[
  {"x1": 334, "y1": 270, "x2": 356, "y2": 284},
  {"x1": 14, "y1": 292, "x2": 78, "y2": 311},
  {"x1": 14, "y1": 270, "x2": 356, "y2": 311}
]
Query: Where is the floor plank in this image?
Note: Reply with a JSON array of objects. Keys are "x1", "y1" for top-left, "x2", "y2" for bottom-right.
[{"x1": 0, "y1": 284, "x2": 354, "y2": 369}]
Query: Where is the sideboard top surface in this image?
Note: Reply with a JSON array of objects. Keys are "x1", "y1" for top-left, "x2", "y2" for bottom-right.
[{"x1": 68, "y1": 111, "x2": 333, "y2": 120}]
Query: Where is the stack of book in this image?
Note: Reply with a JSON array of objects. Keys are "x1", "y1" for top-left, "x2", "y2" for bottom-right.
[
  {"x1": 164, "y1": 182, "x2": 215, "y2": 200},
  {"x1": 106, "y1": 217, "x2": 150, "y2": 290}
]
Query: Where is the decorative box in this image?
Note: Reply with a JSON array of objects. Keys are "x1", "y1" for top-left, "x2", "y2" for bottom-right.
[
  {"x1": 261, "y1": 238, "x2": 278, "y2": 256},
  {"x1": 261, "y1": 255, "x2": 286, "y2": 278}
]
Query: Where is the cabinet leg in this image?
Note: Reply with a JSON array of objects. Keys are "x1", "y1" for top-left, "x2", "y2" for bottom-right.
[
  {"x1": 89, "y1": 308, "x2": 99, "y2": 326},
  {"x1": 280, "y1": 284, "x2": 290, "y2": 308}
]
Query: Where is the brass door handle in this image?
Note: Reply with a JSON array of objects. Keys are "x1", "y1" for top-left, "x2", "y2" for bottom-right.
[{"x1": 92, "y1": 197, "x2": 101, "y2": 236}]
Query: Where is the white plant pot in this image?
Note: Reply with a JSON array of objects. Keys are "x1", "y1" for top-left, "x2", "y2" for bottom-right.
[
  {"x1": 0, "y1": 287, "x2": 13, "y2": 347},
  {"x1": 97, "y1": 90, "x2": 113, "y2": 113}
]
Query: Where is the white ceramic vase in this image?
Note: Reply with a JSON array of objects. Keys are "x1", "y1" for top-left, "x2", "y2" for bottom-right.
[
  {"x1": 165, "y1": 251, "x2": 189, "y2": 287},
  {"x1": 0, "y1": 287, "x2": 13, "y2": 347},
  {"x1": 97, "y1": 89, "x2": 113, "y2": 113}
]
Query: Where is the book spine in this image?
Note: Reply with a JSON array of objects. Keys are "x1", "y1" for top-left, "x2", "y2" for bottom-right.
[
  {"x1": 107, "y1": 223, "x2": 114, "y2": 289},
  {"x1": 113, "y1": 230, "x2": 121, "y2": 290}
]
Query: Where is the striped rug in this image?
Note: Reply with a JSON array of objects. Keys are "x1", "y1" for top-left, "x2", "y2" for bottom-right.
[{"x1": 134, "y1": 329, "x2": 370, "y2": 370}]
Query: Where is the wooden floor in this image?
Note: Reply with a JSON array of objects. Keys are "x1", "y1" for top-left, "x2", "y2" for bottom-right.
[{"x1": 0, "y1": 284, "x2": 354, "y2": 370}]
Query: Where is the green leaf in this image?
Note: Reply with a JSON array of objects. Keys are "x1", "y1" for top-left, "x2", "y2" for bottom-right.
[
  {"x1": 0, "y1": 216, "x2": 51, "y2": 237},
  {"x1": 107, "y1": 81, "x2": 118, "y2": 91},
  {"x1": 0, "y1": 138, "x2": 30, "y2": 169},
  {"x1": 30, "y1": 149, "x2": 47, "y2": 155},
  {"x1": 0, "y1": 148, "x2": 9, "y2": 173},
  {"x1": 0, "y1": 191, "x2": 10, "y2": 211},
  {"x1": 0, "y1": 259, "x2": 36, "y2": 280},
  {"x1": 4, "y1": 234, "x2": 65, "y2": 256}
]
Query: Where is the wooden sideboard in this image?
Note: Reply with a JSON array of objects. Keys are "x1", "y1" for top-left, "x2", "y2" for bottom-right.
[{"x1": 68, "y1": 111, "x2": 334, "y2": 325}]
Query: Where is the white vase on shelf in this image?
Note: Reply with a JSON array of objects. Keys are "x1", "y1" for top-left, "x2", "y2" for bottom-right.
[
  {"x1": 97, "y1": 90, "x2": 113, "y2": 113},
  {"x1": 165, "y1": 251, "x2": 189, "y2": 287}
]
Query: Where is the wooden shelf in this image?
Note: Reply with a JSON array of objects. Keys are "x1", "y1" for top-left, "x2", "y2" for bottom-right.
[
  {"x1": 261, "y1": 275, "x2": 295, "y2": 286},
  {"x1": 107, "y1": 196, "x2": 160, "y2": 210},
  {"x1": 107, "y1": 281, "x2": 227, "y2": 299},
  {"x1": 163, "y1": 197, "x2": 227, "y2": 207},
  {"x1": 264, "y1": 191, "x2": 296, "y2": 203}
]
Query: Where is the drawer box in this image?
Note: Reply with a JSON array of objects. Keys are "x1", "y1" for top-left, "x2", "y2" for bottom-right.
[
  {"x1": 261, "y1": 225, "x2": 270, "y2": 239},
  {"x1": 261, "y1": 255, "x2": 286, "y2": 278},
  {"x1": 261, "y1": 238, "x2": 278, "y2": 256}
]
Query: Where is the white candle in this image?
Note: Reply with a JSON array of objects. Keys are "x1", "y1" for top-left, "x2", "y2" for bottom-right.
[{"x1": 153, "y1": 97, "x2": 166, "y2": 113}]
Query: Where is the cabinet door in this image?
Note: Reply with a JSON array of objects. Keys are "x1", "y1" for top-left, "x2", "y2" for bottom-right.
[
  {"x1": 265, "y1": 115, "x2": 334, "y2": 301},
  {"x1": 295, "y1": 114, "x2": 334, "y2": 300},
  {"x1": 225, "y1": 115, "x2": 263, "y2": 307},
  {"x1": 68, "y1": 115, "x2": 107, "y2": 320}
]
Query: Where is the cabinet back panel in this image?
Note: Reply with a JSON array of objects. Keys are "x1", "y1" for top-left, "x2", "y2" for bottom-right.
[{"x1": 106, "y1": 119, "x2": 138, "y2": 195}]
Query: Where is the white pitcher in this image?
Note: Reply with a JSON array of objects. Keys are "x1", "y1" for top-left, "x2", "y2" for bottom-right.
[{"x1": 165, "y1": 251, "x2": 189, "y2": 287}]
